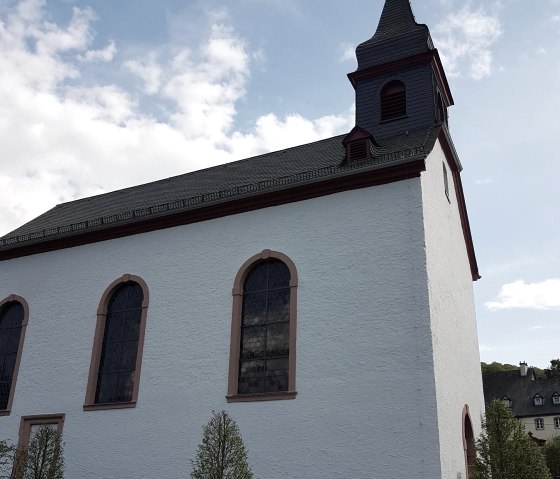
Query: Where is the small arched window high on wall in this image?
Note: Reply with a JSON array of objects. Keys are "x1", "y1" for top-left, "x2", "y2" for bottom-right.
[
  {"x1": 0, "y1": 295, "x2": 28, "y2": 415},
  {"x1": 380, "y1": 80, "x2": 406, "y2": 121},
  {"x1": 84, "y1": 275, "x2": 149, "y2": 410},
  {"x1": 227, "y1": 250, "x2": 298, "y2": 402}
]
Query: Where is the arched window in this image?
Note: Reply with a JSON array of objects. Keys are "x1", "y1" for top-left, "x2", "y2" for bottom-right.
[
  {"x1": 380, "y1": 80, "x2": 406, "y2": 121},
  {"x1": 0, "y1": 295, "x2": 28, "y2": 415},
  {"x1": 227, "y1": 250, "x2": 298, "y2": 402},
  {"x1": 463, "y1": 405, "x2": 476, "y2": 479},
  {"x1": 84, "y1": 275, "x2": 149, "y2": 410}
]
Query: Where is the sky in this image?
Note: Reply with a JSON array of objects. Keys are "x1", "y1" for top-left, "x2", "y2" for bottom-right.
[{"x1": 0, "y1": 0, "x2": 559, "y2": 368}]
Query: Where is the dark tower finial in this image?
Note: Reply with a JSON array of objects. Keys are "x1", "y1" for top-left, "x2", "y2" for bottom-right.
[
  {"x1": 375, "y1": 0, "x2": 417, "y2": 38},
  {"x1": 355, "y1": 0, "x2": 432, "y2": 71}
]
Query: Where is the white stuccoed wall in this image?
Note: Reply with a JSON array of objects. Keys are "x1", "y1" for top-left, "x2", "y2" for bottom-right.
[
  {"x1": 421, "y1": 141, "x2": 485, "y2": 479},
  {"x1": 0, "y1": 174, "x2": 466, "y2": 478}
]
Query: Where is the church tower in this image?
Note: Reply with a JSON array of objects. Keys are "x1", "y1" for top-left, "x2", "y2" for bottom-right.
[{"x1": 348, "y1": 0, "x2": 452, "y2": 139}]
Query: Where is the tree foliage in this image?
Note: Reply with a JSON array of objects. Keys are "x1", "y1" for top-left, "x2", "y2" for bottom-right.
[
  {"x1": 544, "y1": 439, "x2": 560, "y2": 479},
  {"x1": 190, "y1": 410, "x2": 253, "y2": 479},
  {"x1": 0, "y1": 440, "x2": 15, "y2": 479},
  {"x1": 544, "y1": 359, "x2": 560, "y2": 380},
  {"x1": 13, "y1": 425, "x2": 64, "y2": 479},
  {"x1": 481, "y1": 361, "x2": 545, "y2": 378},
  {"x1": 474, "y1": 399, "x2": 551, "y2": 479}
]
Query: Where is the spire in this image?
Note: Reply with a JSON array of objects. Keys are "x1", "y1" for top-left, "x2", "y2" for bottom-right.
[
  {"x1": 354, "y1": 0, "x2": 432, "y2": 71},
  {"x1": 374, "y1": 0, "x2": 417, "y2": 40}
]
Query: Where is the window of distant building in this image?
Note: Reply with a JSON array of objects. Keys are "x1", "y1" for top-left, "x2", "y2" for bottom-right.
[
  {"x1": 555, "y1": 417, "x2": 560, "y2": 429},
  {"x1": 380, "y1": 80, "x2": 406, "y2": 121},
  {"x1": 502, "y1": 396, "x2": 513, "y2": 408},
  {"x1": 84, "y1": 275, "x2": 149, "y2": 410},
  {"x1": 227, "y1": 250, "x2": 298, "y2": 402},
  {"x1": 553, "y1": 393, "x2": 560, "y2": 405},
  {"x1": 0, "y1": 295, "x2": 29, "y2": 416},
  {"x1": 535, "y1": 418, "x2": 545, "y2": 430},
  {"x1": 534, "y1": 394, "x2": 544, "y2": 406}
]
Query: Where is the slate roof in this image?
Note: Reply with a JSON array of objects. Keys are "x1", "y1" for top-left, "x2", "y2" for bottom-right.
[
  {"x1": 0, "y1": 125, "x2": 442, "y2": 250},
  {"x1": 483, "y1": 369, "x2": 560, "y2": 418},
  {"x1": 355, "y1": 0, "x2": 432, "y2": 70}
]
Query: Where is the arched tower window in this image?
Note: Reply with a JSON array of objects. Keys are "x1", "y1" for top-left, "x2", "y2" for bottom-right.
[
  {"x1": 227, "y1": 250, "x2": 298, "y2": 402},
  {"x1": 380, "y1": 80, "x2": 406, "y2": 121},
  {"x1": 84, "y1": 275, "x2": 149, "y2": 410},
  {"x1": 0, "y1": 295, "x2": 29, "y2": 415}
]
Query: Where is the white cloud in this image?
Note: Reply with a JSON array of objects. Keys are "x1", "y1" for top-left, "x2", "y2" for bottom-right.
[
  {"x1": 0, "y1": 1, "x2": 352, "y2": 236},
  {"x1": 486, "y1": 279, "x2": 560, "y2": 311},
  {"x1": 78, "y1": 40, "x2": 116, "y2": 63},
  {"x1": 434, "y1": 5, "x2": 503, "y2": 80},
  {"x1": 340, "y1": 42, "x2": 355, "y2": 62},
  {"x1": 553, "y1": 15, "x2": 560, "y2": 24},
  {"x1": 474, "y1": 177, "x2": 493, "y2": 185}
]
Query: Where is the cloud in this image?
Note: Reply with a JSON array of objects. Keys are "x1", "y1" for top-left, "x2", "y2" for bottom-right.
[
  {"x1": 486, "y1": 279, "x2": 560, "y2": 311},
  {"x1": 433, "y1": 5, "x2": 503, "y2": 80},
  {"x1": 0, "y1": 1, "x2": 352, "y2": 236},
  {"x1": 474, "y1": 177, "x2": 493, "y2": 185},
  {"x1": 339, "y1": 42, "x2": 355, "y2": 62},
  {"x1": 78, "y1": 40, "x2": 116, "y2": 63}
]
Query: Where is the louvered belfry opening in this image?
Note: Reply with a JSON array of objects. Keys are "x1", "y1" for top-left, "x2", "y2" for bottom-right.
[
  {"x1": 348, "y1": 140, "x2": 369, "y2": 163},
  {"x1": 380, "y1": 80, "x2": 406, "y2": 121}
]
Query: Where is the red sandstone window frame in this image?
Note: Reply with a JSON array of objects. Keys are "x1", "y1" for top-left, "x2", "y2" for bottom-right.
[
  {"x1": 83, "y1": 274, "x2": 149, "y2": 411},
  {"x1": 462, "y1": 405, "x2": 476, "y2": 479},
  {"x1": 17, "y1": 414, "x2": 65, "y2": 450},
  {"x1": 227, "y1": 250, "x2": 298, "y2": 403},
  {"x1": 0, "y1": 295, "x2": 29, "y2": 417}
]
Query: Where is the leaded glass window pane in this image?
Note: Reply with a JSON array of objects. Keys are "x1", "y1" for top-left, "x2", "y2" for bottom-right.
[
  {"x1": 238, "y1": 259, "x2": 290, "y2": 395},
  {"x1": 95, "y1": 282, "x2": 143, "y2": 404},
  {"x1": 0, "y1": 302, "x2": 24, "y2": 410}
]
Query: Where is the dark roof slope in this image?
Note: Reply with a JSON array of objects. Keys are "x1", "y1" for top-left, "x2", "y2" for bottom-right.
[
  {"x1": 0, "y1": 125, "x2": 441, "y2": 251},
  {"x1": 483, "y1": 369, "x2": 560, "y2": 417}
]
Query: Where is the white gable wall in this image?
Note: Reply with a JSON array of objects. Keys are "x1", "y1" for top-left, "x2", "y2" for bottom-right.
[
  {"x1": 1, "y1": 178, "x2": 445, "y2": 478},
  {"x1": 421, "y1": 140, "x2": 485, "y2": 479}
]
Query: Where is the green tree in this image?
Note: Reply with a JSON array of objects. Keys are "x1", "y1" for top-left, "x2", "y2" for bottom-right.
[
  {"x1": 474, "y1": 399, "x2": 551, "y2": 479},
  {"x1": 0, "y1": 440, "x2": 15, "y2": 479},
  {"x1": 544, "y1": 439, "x2": 560, "y2": 479},
  {"x1": 190, "y1": 410, "x2": 253, "y2": 479},
  {"x1": 13, "y1": 425, "x2": 64, "y2": 479},
  {"x1": 481, "y1": 362, "x2": 518, "y2": 373},
  {"x1": 544, "y1": 359, "x2": 560, "y2": 379}
]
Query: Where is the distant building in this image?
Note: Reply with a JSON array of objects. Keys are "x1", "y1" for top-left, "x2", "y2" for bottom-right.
[
  {"x1": 0, "y1": 0, "x2": 484, "y2": 478},
  {"x1": 483, "y1": 362, "x2": 560, "y2": 441}
]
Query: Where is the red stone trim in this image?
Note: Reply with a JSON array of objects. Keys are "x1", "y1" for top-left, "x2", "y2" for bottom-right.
[
  {"x1": 227, "y1": 250, "x2": 298, "y2": 403},
  {"x1": 0, "y1": 160, "x2": 426, "y2": 262},
  {"x1": 0, "y1": 295, "x2": 29, "y2": 416},
  {"x1": 17, "y1": 413, "x2": 65, "y2": 449},
  {"x1": 83, "y1": 274, "x2": 149, "y2": 411},
  {"x1": 347, "y1": 49, "x2": 454, "y2": 107},
  {"x1": 438, "y1": 129, "x2": 480, "y2": 281}
]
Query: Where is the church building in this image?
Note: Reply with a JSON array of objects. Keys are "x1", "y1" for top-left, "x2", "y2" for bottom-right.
[{"x1": 0, "y1": 1, "x2": 484, "y2": 477}]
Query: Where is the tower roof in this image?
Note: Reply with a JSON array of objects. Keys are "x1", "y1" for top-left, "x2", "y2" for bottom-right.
[{"x1": 355, "y1": 0, "x2": 432, "y2": 71}]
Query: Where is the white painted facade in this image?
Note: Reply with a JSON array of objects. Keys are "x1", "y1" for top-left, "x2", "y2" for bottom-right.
[
  {"x1": 0, "y1": 151, "x2": 482, "y2": 477},
  {"x1": 521, "y1": 416, "x2": 560, "y2": 441}
]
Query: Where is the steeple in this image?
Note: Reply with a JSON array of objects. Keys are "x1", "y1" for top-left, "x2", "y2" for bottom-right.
[
  {"x1": 347, "y1": 0, "x2": 452, "y2": 140},
  {"x1": 355, "y1": 0, "x2": 432, "y2": 71}
]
